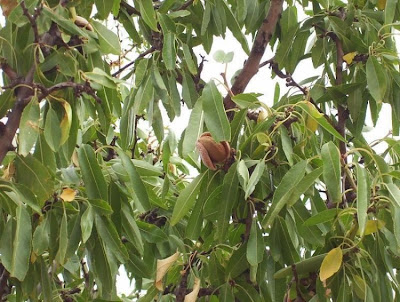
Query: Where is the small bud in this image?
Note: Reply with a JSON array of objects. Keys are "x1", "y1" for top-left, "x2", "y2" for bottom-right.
[
  {"x1": 74, "y1": 16, "x2": 93, "y2": 31},
  {"x1": 196, "y1": 132, "x2": 230, "y2": 170}
]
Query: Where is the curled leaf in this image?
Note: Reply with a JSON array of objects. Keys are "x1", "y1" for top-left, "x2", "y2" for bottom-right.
[
  {"x1": 60, "y1": 188, "x2": 76, "y2": 202},
  {"x1": 184, "y1": 277, "x2": 200, "y2": 302},
  {"x1": 320, "y1": 247, "x2": 342, "y2": 282},
  {"x1": 155, "y1": 251, "x2": 180, "y2": 291}
]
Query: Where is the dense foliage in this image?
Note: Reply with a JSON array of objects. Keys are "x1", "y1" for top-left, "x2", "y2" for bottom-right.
[{"x1": 1, "y1": 0, "x2": 400, "y2": 301}]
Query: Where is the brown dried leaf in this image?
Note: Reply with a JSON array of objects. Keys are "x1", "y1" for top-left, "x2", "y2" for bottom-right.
[{"x1": 155, "y1": 251, "x2": 180, "y2": 291}]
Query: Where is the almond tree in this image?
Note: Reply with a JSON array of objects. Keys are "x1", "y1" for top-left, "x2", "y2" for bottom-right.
[{"x1": 0, "y1": 0, "x2": 400, "y2": 301}]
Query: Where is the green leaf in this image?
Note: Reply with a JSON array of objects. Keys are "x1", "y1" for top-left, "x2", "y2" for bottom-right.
[
  {"x1": 19, "y1": 97, "x2": 40, "y2": 156},
  {"x1": 44, "y1": 106, "x2": 61, "y2": 152},
  {"x1": 221, "y1": 1, "x2": 250, "y2": 54},
  {"x1": 247, "y1": 220, "x2": 264, "y2": 266},
  {"x1": 81, "y1": 205, "x2": 94, "y2": 243},
  {"x1": 356, "y1": 164, "x2": 369, "y2": 236},
  {"x1": 231, "y1": 93, "x2": 261, "y2": 109},
  {"x1": 89, "y1": 199, "x2": 113, "y2": 215},
  {"x1": 116, "y1": 150, "x2": 151, "y2": 210},
  {"x1": 171, "y1": 172, "x2": 206, "y2": 225},
  {"x1": 182, "y1": 43, "x2": 197, "y2": 75},
  {"x1": 298, "y1": 102, "x2": 345, "y2": 142},
  {"x1": 226, "y1": 244, "x2": 248, "y2": 278},
  {"x1": 95, "y1": 0, "x2": 113, "y2": 19},
  {"x1": 262, "y1": 161, "x2": 307, "y2": 228},
  {"x1": 56, "y1": 209, "x2": 68, "y2": 265},
  {"x1": 321, "y1": 142, "x2": 341, "y2": 204},
  {"x1": 33, "y1": 216, "x2": 50, "y2": 255},
  {"x1": 85, "y1": 67, "x2": 119, "y2": 89},
  {"x1": 137, "y1": 221, "x2": 168, "y2": 243},
  {"x1": 386, "y1": 183, "x2": 400, "y2": 207},
  {"x1": 95, "y1": 214, "x2": 128, "y2": 263},
  {"x1": 0, "y1": 205, "x2": 32, "y2": 281},
  {"x1": 121, "y1": 203, "x2": 144, "y2": 255},
  {"x1": 15, "y1": 155, "x2": 55, "y2": 205},
  {"x1": 162, "y1": 31, "x2": 176, "y2": 70},
  {"x1": 139, "y1": 0, "x2": 159, "y2": 32},
  {"x1": 182, "y1": 98, "x2": 204, "y2": 158},
  {"x1": 245, "y1": 160, "x2": 265, "y2": 199},
  {"x1": 366, "y1": 56, "x2": 387, "y2": 102},
  {"x1": 213, "y1": 50, "x2": 234, "y2": 64},
  {"x1": 201, "y1": 81, "x2": 231, "y2": 142},
  {"x1": 219, "y1": 283, "x2": 235, "y2": 302},
  {"x1": 217, "y1": 162, "x2": 239, "y2": 241},
  {"x1": 303, "y1": 209, "x2": 340, "y2": 226},
  {"x1": 92, "y1": 21, "x2": 121, "y2": 55},
  {"x1": 40, "y1": 257, "x2": 53, "y2": 302},
  {"x1": 78, "y1": 144, "x2": 108, "y2": 201}
]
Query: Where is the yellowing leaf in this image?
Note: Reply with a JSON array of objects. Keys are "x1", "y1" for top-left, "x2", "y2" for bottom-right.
[
  {"x1": 60, "y1": 100, "x2": 72, "y2": 145},
  {"x1": 343, "y1": 52, "x2": 357, "y2": 64},
  {"x1": 60, "y1": 188, "x2": 76, "y2": 202},
  {"x1": 359, "y1": 219, "x2": 385, "y2": 235},
  {"x1": 306, "y1": 116, "x2": 318, "y2": 132},
  {"x1": 184, "y1": 277, "x2": 200, "y2": 302},
  {"x1": 377, "y1": 0, "x2": 386, "y2": 10},
  {"x1": 155, "y1": 251, "x2": 180, "y2": 291},
  {"x1": 320, "y1": 247, "x2": 342, "y2": 282}
]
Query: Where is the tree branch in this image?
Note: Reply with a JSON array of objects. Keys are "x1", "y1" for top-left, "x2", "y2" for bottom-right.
[
  {"x1": 120, "y1": 1, "x2": 141, "y2": 16},
  {"x1": 223, "y1": 0, "x2": 284, "y2": 115},
  {"x1": 112, "y1": 46, "x2": 156, "y2": 77},
  {"x1": 175, "y1": 0, "x2": 194, "y2": 11},
  {"x1": 0, "y1": 264, "x2": 10, "y2": 299}
]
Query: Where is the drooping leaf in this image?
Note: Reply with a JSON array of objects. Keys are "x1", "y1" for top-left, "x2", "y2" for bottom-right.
[
  {"x1": 0, "y1": 205, "x2": 32, "y2": 281},
  {"x1": 92, "y1": 21, "x2": 121, "y2": 55},
  {"x1": 201, "y1": 81, "x2": 231, "y2": 142},
  {"x1": 319, "y1": 247, "x2": 343, "y2": 281},
  {"x1": 321, "y1": 142, "x2": 342, "y2": 204},
  {"x1": 171, "y1": 172, "x2": 206, "y2": 225},
  {"x1": 262, "y1": 161, "x2": 307, "y2": 228}
]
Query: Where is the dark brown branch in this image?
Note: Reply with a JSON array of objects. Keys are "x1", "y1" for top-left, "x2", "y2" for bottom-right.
[
  {"x1": 0, "y1": 61, "x2": 17, "y2": 81},
  {"x1": 20, "y1": 1, "x2": 42, "y2": 44},
  {"x1": 36, "y1": 81, "x2": 102, "y2": 103},
  {"x1": 223, "y1": 0, "x2": 284, "y2": 114},
  {"x1": 175, "y1": 0, "x2": 195, "y2": 11},
  {"x1": 0, "y1": 264, "x2": 10, "y2": 299},
  {"x1": 120, "y1": 1, "x2": 141, "y2": 16},
  {"x1": 112, "y1": 46, "x2": 156, "y2": 77}
]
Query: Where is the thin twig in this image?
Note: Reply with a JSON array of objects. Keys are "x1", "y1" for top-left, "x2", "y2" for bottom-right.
[
  {"x1": 112, "y1": 47, "x2": 156, "y2": 77},
  {"x1": 175, "y1": 0, "x2": 195, "y2": 11}
]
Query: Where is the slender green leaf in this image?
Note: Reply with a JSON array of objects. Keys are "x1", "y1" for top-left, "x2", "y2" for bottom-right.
[
  {"x1": 0, "y1": 205, "x2": 32, "y2": 281},
  {"x1": 78, "y1": 144, "x2": 108, "y2": 201},
  {"x1": 44, "y1": 106, "x2": 61, "y2": 152},
  {"x1": 19, "y1": 97, "x2": 40, "y2": 156},
  {"x1": 95, "y1": 214, "x2": 128, "y2": 263},
  {"x1": 15, "y1": 155, "x2": 55, "y2": 205},
  {"x1": 366, "y1": 56, "x2": 387, "y2": 102},
  {"x1": 139, "y1": 0, "x2": 159, "y2": 31},
  {"x1": 202, "y1": 81, "x2": 231, "y2": 142},
  {"x1": 56, "y1": 209, "x2": 68, "y2": 265},
  {"x1": 171, "y1": 172, "x2": 206, "y2": 225},
  {"x1": 356, "y1": 164, "x2": 369, "y2": 235},
  {"x1": 217, "y1": 162, "x2": 239, "y2": 241},
  {"x1": 182, "y1": 98, "x2": 204, "y2": 157},
  {"x1": 262, "y1": 161, "x2": 307, "y2": 228},
  {"x1": 321, "y1": 142, "x2": 342, "y2": 204},
  {"x1": 92, "y1": 21, "x2": 121, "y2": 55},
  {"x1": 247, "y1": 220, "x2": 264, "y2": 266}
]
